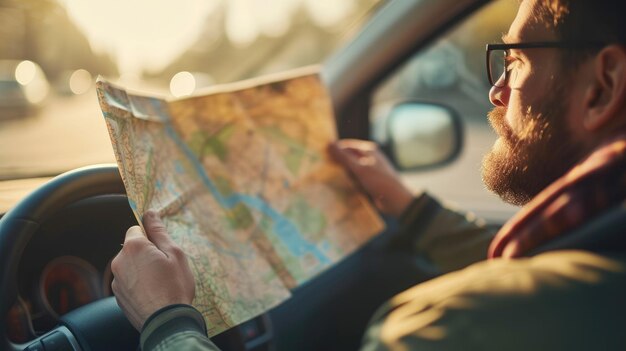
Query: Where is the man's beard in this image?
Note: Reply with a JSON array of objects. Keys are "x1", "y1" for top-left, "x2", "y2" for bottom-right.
[{"x1": 481, "y1": 84, "x2": 586, "y2": 206}]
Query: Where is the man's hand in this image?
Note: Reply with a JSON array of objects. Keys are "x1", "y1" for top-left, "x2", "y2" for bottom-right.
[
  {"x1": 111, "y1": 210, "x2": 195, "y2": 330},
  {"x1": 329, "y1": 139, "x2": 414, "y2": 218}
]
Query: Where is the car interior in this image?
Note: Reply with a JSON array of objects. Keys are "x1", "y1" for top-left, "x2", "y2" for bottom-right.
[{"x1": 3, "y1": 0, "x2": 625, "y2": 350}]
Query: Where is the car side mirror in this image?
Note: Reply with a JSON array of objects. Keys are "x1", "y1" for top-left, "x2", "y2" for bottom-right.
[{"x1": 385, "y1": 101, "x2": 462, "y2": 170}]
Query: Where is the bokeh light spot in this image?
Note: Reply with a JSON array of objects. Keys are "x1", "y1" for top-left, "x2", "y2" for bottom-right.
[
  {"x1": 69, "y1": 69, "x2": 93, "y2": 95},
  {"x1": 170, "y1": 71, "x2": 196, "y2": 97},
  {"x1": 15, "y1": 60, "x2": 36, "y2": 85}
]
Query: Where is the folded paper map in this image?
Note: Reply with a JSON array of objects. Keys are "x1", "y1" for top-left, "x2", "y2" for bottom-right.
[{"x1": 96, "y1": 67, "x2": 384, "y2": 336}]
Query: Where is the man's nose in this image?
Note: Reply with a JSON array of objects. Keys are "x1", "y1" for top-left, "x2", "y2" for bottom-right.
[{"x1": 489, "y1": 76, "x2": 509, "y2": 107}]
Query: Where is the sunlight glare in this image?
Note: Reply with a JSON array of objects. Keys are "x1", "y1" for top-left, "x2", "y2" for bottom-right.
[
  {"x1": 59, "y1": 0, "x2": 357, "y2": 75},
  {"x1": 60, "y1": 0, "x2": 219, "y2": 75}
]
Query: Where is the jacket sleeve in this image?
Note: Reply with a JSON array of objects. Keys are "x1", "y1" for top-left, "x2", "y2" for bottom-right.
[
  {"x1": 398, "y1": 192, "x2": 497, "y2": 273},
  {"x1": 140, "y1": 304, "x2": 221, "y2": 351}
]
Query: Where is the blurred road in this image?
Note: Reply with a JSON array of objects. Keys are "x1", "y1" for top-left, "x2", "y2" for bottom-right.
[{"x1": 0, "y1": 87, "x2": 116, "y2": 180}]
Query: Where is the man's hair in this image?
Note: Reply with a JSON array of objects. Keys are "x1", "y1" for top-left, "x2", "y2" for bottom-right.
[{"x1": 534, "y1": 0, "x2": 626, "y2": 67}]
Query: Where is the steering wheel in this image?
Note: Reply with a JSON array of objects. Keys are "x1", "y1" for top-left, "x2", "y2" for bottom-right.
[{"x1": 0, "y1": 165, "x2": 139, "y2": 350}]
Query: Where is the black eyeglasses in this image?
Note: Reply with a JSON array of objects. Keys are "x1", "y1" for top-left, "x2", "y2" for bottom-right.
[{"x1": 486, "y1": 41, "x2": 605, "y2": 87}]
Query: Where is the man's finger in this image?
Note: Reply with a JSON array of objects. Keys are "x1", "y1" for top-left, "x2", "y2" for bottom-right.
[
  {"x1": 142, "y1": 210, "x2": 175, "y2": 251},
  {"x1": 335, "y1": 139, "x2": 376, "y2": 151},
  {"x1": 125, "y1": 226, "x2": 146, "y2": 244},
  {"x1": 329, "y1": 142, "x2": 367, "y2": 172},
  {"x1": 328, "y1": 142, "x2": 351, "y2": 166}
]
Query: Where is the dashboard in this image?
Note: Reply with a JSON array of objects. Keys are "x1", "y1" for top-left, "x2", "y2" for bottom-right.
[{"x1": 6, "y1": 195, "x2": 136, "y2": 343}]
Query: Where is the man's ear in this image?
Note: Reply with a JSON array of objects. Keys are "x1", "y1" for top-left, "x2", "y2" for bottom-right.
[{"x1": 583, "y1": 45, "x2": 626, "y2": 131}]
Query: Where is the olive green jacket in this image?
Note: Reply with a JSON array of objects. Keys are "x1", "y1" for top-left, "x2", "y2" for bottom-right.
[{"x1": 139, "y1": 193, "x2": 626, "y2": 350}]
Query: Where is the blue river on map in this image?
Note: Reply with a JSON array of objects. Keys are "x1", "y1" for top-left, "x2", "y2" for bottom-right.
[{"x1": 147, "y1": 103, "x2": 331, "y2": 267}]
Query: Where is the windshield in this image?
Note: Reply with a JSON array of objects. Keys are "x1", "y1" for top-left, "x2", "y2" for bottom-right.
[{"x1": 0, "y1": 0, "x2": 381, "y2": 180}]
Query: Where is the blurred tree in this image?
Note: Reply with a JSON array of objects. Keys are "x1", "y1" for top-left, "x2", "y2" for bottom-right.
[{"x1": 0, "y1": 0, "x2": 118, "y2": 82}]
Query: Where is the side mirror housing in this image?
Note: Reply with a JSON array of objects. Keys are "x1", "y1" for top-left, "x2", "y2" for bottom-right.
[{"x1": 384, "y1": 101, "x2": 462, "y2": 170}]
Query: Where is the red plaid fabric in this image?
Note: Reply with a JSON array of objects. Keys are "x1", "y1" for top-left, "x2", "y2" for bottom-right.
[{"x1": 488, "y1": 136, "x2": 626, "y2": 259}]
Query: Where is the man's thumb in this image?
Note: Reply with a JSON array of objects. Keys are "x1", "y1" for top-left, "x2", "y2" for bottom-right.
[{"x1": 143, "y1": 210, "x2": 174, "y2": 249}]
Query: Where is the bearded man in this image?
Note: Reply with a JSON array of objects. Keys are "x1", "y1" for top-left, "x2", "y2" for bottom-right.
[{"x1": 110, "y1": 0, "x2": 626, "y2": 350}]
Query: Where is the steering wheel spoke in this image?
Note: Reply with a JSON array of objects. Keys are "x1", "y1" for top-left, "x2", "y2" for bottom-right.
[{"x1": 18, "y1": 325, "x2": 81, "y2": 351}]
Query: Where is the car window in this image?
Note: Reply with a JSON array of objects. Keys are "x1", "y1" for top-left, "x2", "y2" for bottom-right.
[
  {"x1": 0, "y1": 0, "x2": 382, "y2": 181},
  {"x1": 371, "y1": 0, "x2": 519, "y2": 222}
]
